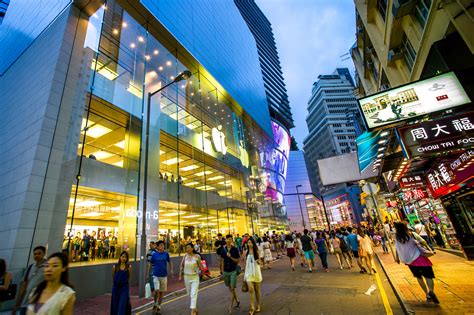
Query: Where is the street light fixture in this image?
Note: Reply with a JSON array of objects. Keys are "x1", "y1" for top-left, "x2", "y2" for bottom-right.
[
  {"x1": 295, "y1": 185, "x2": 306, "y2": 229},
  {"x1": 139, "y1": 70, "x2": 192, "y2": 297}
]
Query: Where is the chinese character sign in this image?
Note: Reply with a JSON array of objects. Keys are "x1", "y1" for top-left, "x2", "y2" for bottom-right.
[
  {"x1": 425, "y1": 151, "x2": 474, "y2": 198},
  {"x1": 402, "y1": 189, "x2": 426, "y2": 202},
  {"x1": 397, "y1": 111, "x2": 474, "y2": 158},
  {"x1": 399, "y1": 175, "x2": 424, "y2": 188}
]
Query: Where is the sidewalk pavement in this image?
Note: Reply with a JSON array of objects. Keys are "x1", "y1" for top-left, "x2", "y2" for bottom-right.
[
  {"x1": 375, "y1": 245, "x2": 474, "y2": 314},
  {"x1": 74, "y1": 267, "x2": 221, "y2": 315}
]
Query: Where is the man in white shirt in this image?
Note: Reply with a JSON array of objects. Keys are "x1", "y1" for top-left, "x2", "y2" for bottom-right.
[{"x1": 414, "y1": 220, "x2": 434, "y2": 250}]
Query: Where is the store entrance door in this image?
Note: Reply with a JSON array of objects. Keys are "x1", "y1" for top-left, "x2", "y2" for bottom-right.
[{"x1": 445, "y1": 193, "x2": 474, "y2": 260}]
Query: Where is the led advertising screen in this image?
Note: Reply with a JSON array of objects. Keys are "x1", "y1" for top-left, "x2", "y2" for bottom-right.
[
  {"x1": 271, "y1": 121, "x2": 291, "y2": 159},
  {"x1": 358, "y1": 72, "x2": 471, "y2": 130},
  {"x1": 397, "y1": 111, "x2": 474, "y2": 158}
]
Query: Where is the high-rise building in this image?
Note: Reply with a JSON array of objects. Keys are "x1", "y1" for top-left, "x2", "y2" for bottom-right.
[
  {"x1": 235, "y1": 0, "x2": 294, "y2": 131},
  {"x1": 302, "y1": 68, "x2": 364, "y2": 226},
  {"x1": 0, "y1": 0, "x2": 288, "y2": 301},
  {"x1": 351, "y1": 0, "x2": 474, "y2": 97},
  {"x1": 303, "y1": 68, "x2": 360, "y2": 195},
  {"x1": 283, "y1": 150, "x2": 328, "y2": 231}
]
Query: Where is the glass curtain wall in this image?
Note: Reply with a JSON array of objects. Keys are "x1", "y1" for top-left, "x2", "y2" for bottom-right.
[{"x1": 65, "y1": 0, "x2": 263, "y2": 265}]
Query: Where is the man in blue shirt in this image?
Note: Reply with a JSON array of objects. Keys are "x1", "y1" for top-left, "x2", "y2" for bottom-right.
[
  {"x1": 148, "y1": 240, "x2": 173, "y2": 314},
  {"x1": 346, "y1": 227, "x2": 366, "y2": 273}
]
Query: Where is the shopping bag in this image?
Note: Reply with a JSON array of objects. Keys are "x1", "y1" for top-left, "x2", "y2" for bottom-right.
[
  {"x1": 241, "y1": 280, "x2": 248, "y2": 292},
  {"x1": 145, "y1": 283, "x2": 152, "y2": 298}
]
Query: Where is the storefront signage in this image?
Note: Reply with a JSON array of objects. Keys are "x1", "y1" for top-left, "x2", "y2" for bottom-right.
[
  {"x1": 397, "y1": 111, "x2": 474, "y2": 158},
  {"x1": 401, "y1": 189, "x2": 426, "y2": 202},
  {"x1": 238, "y1": 141, "x2": 249, "y2": 168},
  {"x1": 425, "y1": 150, "x2": 474, "y2": 198},
  {"x1": 399, "y1": 175, "x2": 424, "y2": 188},
  {"x1": 358, "y1": 72, "x2": 470, "y2": 130},
  {"x1": 211, "y1": 125, "x2": 227, "y2": 155}
]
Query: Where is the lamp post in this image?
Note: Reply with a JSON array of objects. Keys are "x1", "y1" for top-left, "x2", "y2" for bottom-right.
[
  {"x1": 295, "y1": 185, "x2": 306, "y2": 229},
  {"x1": 139, "y1": 70, "x2": 192, "y2": 297},
  {"x1": 319, "y1": 194, "x2": 331, "y2": 230}
]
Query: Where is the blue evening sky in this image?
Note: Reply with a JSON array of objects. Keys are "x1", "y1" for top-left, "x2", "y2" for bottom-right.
[{"x1": 256, "y1": 0, "x2": 356, "y2": 148}]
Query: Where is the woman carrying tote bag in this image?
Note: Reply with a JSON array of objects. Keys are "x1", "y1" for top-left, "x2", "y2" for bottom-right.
[{"x1": 243, "y1": 237, "x2": 262, "y2": 315}]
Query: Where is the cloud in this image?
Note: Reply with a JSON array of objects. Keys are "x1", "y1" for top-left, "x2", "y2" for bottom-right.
[{"x1": 256, "y1": 0, "x2": 355, "y2": 147}]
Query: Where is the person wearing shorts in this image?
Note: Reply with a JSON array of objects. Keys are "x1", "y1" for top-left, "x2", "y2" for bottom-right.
[
  {"x1": 346, "y1": 227, "x2": 366, "y2": 273},
  {"x1": 148, "y1": 240, "x2": 173, "y2": 314},
  {"x1": 300, "y1": 229, "x2": 315, "y2": 272},
  {"x1": 221, "y1": 234, "x2": 241, "y2": 312}
]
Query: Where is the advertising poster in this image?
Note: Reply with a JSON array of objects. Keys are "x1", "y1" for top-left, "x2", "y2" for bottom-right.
[
  {"x1": 397, "y1": 111, "x2": 474, "y2": 158},
  {"x1": 358, "y1": 72, "x2": 470, "y2": 130}
]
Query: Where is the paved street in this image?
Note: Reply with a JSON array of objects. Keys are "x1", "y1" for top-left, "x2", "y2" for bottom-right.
[
  {"x1": 376, "y1": 247, "x2": 474, "y2": 314},
  {"x1": 135, "y1": 254, "x2": 403, "y2": 315}
]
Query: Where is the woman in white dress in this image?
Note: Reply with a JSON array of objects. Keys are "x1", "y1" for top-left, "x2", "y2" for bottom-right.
[
  {"x1": 243, "y1": 237, "x2": 262, "y2": 315},
  {"x1": 262, "y1": 236, "x2": 273, "y2": 269},
  {"x1": 27, "y1": 252, "x2": 75, "y2": 314},
  {"x1": 357, "y1": 227, "x2": 375, "y2": 275},
  {"x1": 179, "y1": 243, "x2": 203, "y2": 315},
  {"x1": 256, "y1": 238, "x2": 266, "y2": 270}
]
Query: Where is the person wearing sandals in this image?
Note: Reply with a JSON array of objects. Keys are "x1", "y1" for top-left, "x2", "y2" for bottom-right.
[
  {"x1": 243, "y1": 237, "x2": 262, "y2": 314},
  {"x1": 284, "y1": 234, "x2": 297, "y2": 271},
  {"x1": 179, "y1": 243, "x2": 203, "y2": 315},
  {"x1": 220, "y1": 234, "x2": 241, "y2": 313},
  {"x1": 394, "y1": 222, "x2": 439, "y2": 304}
]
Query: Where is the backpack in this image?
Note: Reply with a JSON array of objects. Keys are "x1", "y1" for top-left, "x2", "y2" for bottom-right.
[{"x1": 338, "y1": 235, "x2": 349, "y2": 252}]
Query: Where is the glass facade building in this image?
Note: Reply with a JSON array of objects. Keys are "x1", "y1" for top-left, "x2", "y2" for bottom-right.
[
  {"x1": 235, "y1": 0, "x2": 294, "y2": 130},
  {"x1": 283, "y1": 151, "x2": 328, "y2": 231},
  {"x1": 0, "y1": 0, "x2": 288, "y2": 300}
]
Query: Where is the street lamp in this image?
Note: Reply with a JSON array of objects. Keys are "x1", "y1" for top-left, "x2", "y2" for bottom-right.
[
  {"x1": 295, "y1": 185, "x2": 306, "y2": 229},
  {"x1": 139, "y1": 70, "x2": 192, "y2": 297}
]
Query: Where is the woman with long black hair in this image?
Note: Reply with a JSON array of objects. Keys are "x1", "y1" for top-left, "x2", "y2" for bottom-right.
[
  {"x1": 394, "y1": 222, "x2": 439, "y2": 304},
  {"x1": 27, "y1": 252, "x2": 75, "y2": 314},
  {"x1": 243, "y1": 237, "x2": 262, "y2": 315},
  {"x1": 111, "y1": 251, "x2": 132, "y2": 315}
]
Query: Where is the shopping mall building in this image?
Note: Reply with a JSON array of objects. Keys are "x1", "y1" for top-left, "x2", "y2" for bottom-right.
[{"x1": 0, "y1": 0, "x2": 291, "y2": 299}]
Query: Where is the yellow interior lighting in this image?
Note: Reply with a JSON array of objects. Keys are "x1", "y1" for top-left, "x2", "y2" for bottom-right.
[{"x1": 91, "y1": 59, "x2": 118, "y2": 81}]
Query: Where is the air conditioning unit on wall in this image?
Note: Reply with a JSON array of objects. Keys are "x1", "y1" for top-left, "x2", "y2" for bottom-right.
[
  {"x1": 392, "y1": 0, "x2": 416, "y2": 19},
  {"x1": 387, "y1": 46, "x2": 404, "y2": 63}
]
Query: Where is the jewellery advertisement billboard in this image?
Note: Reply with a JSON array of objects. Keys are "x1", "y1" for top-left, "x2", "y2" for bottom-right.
[{"x1": 358, "y1": 72, "x2": 470, "y2": 130}]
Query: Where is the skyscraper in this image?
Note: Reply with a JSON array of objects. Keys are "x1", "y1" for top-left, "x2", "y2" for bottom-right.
[
  {"x1": 302, "y1": 68, "x2": 364, "y2": 225},
  {"x1": 235, "y1": 0, "x2": 294, "y2": 131}
]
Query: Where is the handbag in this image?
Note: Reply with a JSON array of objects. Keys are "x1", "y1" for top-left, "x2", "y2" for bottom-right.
[
  {"x1": 145, "y1": 283, "x2": 152, "y2": 299},
  {"x1": 236, "y1": 265, "x2": 242, "y2": 275},
  {"x1": 415, "y1": 240, "x2": 434, "y2": 257},
  {"x1": 241, "y1": 280, "x2": 248, "y2": 292}
]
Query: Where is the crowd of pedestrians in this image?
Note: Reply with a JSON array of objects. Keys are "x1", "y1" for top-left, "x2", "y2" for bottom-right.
[{"x1": 0, "y1": 217, "x2": 441, "y2": 314}]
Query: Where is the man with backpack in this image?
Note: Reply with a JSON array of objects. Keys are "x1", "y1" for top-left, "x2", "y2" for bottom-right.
[
  {"x1": 300, "y1": 229, "x2": 316, "y2": 272},
  {"x1": 336, "y1": 229, "x2": 352, "y2": 268}
]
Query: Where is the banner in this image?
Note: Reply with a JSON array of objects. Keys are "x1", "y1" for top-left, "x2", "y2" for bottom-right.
[
  {"x1": 358, "y1": 72, "x2": 470, "y2": 130},
  {"x1": 425, "y1": 149, "x2": 474, "y2": 198},
  {"x1": 397, "y1": 111, "x2": 474, "y2": 158}
]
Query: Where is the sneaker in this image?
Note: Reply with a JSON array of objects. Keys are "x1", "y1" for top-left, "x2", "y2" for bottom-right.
[
  {"x1": 325, "y1": 269, "x2": 329, "y2": 272},
  {"x1": 339, "y1": 266, "x2": 343, "y2": 270},
  {"x1": 428, "y1": 292, "x2": 440, "y2": 304},
  {"x1": 309, "y1": 268, "x2": 312, "y2": 273}
]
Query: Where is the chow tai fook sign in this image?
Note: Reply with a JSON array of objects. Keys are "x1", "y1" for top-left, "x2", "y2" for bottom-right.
[
  {"x1": 425, "y1": 150, "x2": 474, "y2": 198},
  {"x1": 358, "y1": 72, "x2": 471, "y2": 130},
  {"x1": 397, "y1": 111, "x2": 474, "y2": 158},
  {"x1": 399, "y1": 175, "x2": 424, "y2": 188}
]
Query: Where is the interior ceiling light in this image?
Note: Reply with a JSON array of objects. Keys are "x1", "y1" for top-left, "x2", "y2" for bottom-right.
[
  {"x1": 208, "y1": 175, "x2": 224, "y2": 181},
  {"x1": 181, "y1": 165, "x2": 199, "y2": 171},
  {"x1": 112, "y1": 160, "x2": 123, "y2": 168},
  {"x1": 185, "y1": 181, "x2": 199, "y2": 186},
  {"x1": 114, "y1": 140, "x2": 125, "y2": 149},
  {"x1": 162, "y1": 157, "x2": 183, "y2": 165},
  {"x1": 162, "y1": 212, "x2": 180, "y2": 217},
  {"x1": 81, "y1": 211, "x2": 103, "y2": 217},
  {"x1": 377, "y1": 147, "x2": 385, "y2": 151},
  {"x1": 91, "y1": 151, "x2": 114, "y2": 160},
  {"x1": 378, "y1": 139, "x2": 386, "y2": 145},
  {"x1": 153, "y1": 50, "x2": 159, "y2": 55},
  {"x1": 127, "y1": 83, "x2": 142, "y2": 99},
  {"x1": 91, "y1": 59, "x2": 118, "y2": 81},
  {"x1": 196, "y1": 171, "x2": 213, "y2": 176},
  {"x1": 380, "y1": 131, "x2": 389, "y2": 137},
  {"x1": 377, "y1": 153, "x2": 384, "y2": 158}
]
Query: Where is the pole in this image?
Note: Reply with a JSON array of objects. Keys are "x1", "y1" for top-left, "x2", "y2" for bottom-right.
[
  {"x1": 295, "y1": 185, "x2": 306, "y2": 229},
  {"x1": 320, "y1": 194, "x2": 331, "y2": 230},
  {"x1": 139, "y1": 79, "x2": 183, "y2": 297},
  {"x1": 367, "y1": 183, "x2": 396, "y2": 261}
]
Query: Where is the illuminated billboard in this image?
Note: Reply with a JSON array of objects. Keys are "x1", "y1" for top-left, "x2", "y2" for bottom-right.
[
  {"x1": 358, "y1": 72, "x2": 471, "y2": 130},
  {"x1": 271, "y1": 121, "x2": 290, "y2": 159}
]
